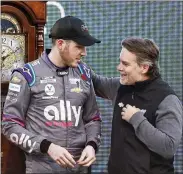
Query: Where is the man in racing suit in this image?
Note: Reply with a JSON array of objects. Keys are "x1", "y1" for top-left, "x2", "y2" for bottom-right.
[{"x1": 2, "y1": 16, "x2": 101, "y2": 174}]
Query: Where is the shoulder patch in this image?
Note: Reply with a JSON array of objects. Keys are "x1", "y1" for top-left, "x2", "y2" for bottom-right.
[
  {"x1": 31, "y1": 59, "x2": 40, "y2": 67},
  {"x1": 12, "y1": 63, "x2": 36, "y2": 87},
  {"x1": 11, "y1": 76, "x2": 21, "y2": 83},
  {"x1": 78, "y1": 62, "x2": 91, "y2": 85}
]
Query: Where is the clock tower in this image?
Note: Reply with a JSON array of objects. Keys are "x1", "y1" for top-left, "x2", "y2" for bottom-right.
[{"x1": 1, "y1": 1, "x2": 47, "y2": 174}]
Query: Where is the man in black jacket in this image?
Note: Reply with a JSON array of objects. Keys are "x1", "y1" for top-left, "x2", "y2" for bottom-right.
[{"x1": 92, "y1": 37, "x2": 182, "y2": 174}]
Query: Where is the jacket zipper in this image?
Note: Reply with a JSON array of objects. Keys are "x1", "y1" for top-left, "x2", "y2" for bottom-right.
[
  {"x1": 63, "y1": 76, "x2": 68, "y2": 149},
  {"x1": 132, "y1": 92, "x2": 134, "y2": 100}
]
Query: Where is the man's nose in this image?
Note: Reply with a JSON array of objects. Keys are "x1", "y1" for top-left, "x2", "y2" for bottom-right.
[
  {"x1": 117, "y1": 64, "x2": 122, "y2": 71},
  {"x1": 81, "y1": 47, "x2": 87, "y2": 56}
]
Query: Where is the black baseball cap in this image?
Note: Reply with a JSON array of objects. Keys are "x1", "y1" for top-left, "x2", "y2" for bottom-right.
[{"x1": 49, "y1": 16, "x2": 101, "y2": 46}]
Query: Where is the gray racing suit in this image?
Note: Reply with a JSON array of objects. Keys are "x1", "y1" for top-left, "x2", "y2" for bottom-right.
[{"x1": 2, "y1": 50, "x2": 101, "y2": 173}]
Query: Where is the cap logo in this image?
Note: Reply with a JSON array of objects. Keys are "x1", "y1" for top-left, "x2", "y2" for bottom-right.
[{"x1": 81, "y1": 24, "x2": 88, "y2": 32}]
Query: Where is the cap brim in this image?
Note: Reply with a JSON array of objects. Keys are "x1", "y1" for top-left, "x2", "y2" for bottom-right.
[{"x1": 72, "y1": 35, "x2": 101, "y2": 46}]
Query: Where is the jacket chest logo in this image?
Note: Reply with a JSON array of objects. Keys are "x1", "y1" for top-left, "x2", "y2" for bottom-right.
[
  {"x1": 40, "y1": 76, "x2": 57, "y2": 83},
  {"x1": 69, "y1": 78, "x2": 83, "y2": 93},
  {"x1": 45, "y1": 84, "x2": 55, "y2": 96},
  {"x1": 44, "y1": 100, "x2": 82, "y2": 127}
]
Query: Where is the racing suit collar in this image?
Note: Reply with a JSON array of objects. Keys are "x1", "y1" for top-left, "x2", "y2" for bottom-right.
[{"x1": 42, "y1": 49, "x2": 69, "y2": 72}]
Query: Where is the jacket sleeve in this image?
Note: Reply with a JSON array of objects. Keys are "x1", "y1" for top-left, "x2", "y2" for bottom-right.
[
  {"x1": 129, "y1": 95, "x2": 183, "y2": 158},
  {"x1": 2, "y1": 72, "x2": 46, "y2": 154},
  {"x1": 91, "y1": 70, "x2": 120, "y2": 101},
  {"x1": 82, "y1": 81, "x2": 101, "y2": 151}
]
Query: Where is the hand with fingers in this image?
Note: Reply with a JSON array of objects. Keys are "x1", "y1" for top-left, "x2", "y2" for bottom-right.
[
  {"x1": 47, "y1": 143, "x2": 76, "y2": 168},
  {"x1": 77, "y1": 145, "x2": 96, "y2": 167},
  {"x1": 121, "y1": 104, "x2": 140, "y2": 122}
]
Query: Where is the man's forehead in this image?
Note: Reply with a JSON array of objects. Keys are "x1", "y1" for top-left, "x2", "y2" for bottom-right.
[
  {"x1": 120, "y1": 47, "x2": 128, "y2": 57},
  {"x1": 119, "y1": 48, "x2": 137, "y2": 63}
]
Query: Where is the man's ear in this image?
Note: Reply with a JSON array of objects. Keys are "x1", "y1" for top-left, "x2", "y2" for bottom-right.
[
  {"x1": 141, "y1": 64, "x2": 150, "y2": 74},
  {"x1": 56, "y1": 39, "x2": 65, "y2": 49}
]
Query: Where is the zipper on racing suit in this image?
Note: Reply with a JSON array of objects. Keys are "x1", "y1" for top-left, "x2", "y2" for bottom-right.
[{"x1": 62, "y1": 76, "x2": 69, "y2": 150}]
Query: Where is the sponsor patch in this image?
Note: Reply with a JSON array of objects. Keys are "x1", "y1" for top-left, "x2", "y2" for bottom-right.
[
  {"x1": 8, "y1": 91, "x2": 18, "y2": 97},
  {"x1": 83, "y1": 65, "x2": 90, "y2": 78},
  {"x1": 70, "y1": 87, "x2": 83, "y2": 93},
  {"x1": 6, "y1": 96, "x2": 17, "y2": 102},
  {"x1": 22, "y1": 67, "x2": 32, "y2": 77},
  {"x1": 10, "y1": 133, "x2": 37, "y2": 153},
  {"x1": 11, "y1": 76, "x2": 21, "y2": 83},
  {"x1": 69, "y1": 78, "x2": 83, "y2": 93},
  {"x1": 69, "y1": 78, "x2": 80, "y2": 85},
  {"x1": 45, "y1": 121, "x2": 73, "y2": 127},
  {"x1": 45, "y1": 84, "x2": 55, "y2": 96},
  {"x1": 57, "y1": 70, "x2": 68, "y2": 76},
  {"x1": 42, "y1": 96, "x2": 58, "y2": 99},
  {"x1": 31, "y1": 60, "x2": 40, "y2": 66},
  {"x1": 44, "y1": 100, "x2": 81, "y2": 127},
  {"x1": 40, "y1": 76, "x2": 56, "y2": 83},
  {"x1": 78, "y1": 63, "x2": 91, "y2": 85},
  {"x1": 9, "y1": 83, "x2": 21, "y2": 92}
]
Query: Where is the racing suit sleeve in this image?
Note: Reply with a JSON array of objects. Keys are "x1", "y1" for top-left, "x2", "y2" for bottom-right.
[
  {"x1": 91, "y1": 70, "x2": 120, "y2": 101},
  {"x1": 82, "y1": 81, "x2": 101, "y2": 151},
  {"x1": 2, "y1": 72, "x2": 46, "y2": 154}
]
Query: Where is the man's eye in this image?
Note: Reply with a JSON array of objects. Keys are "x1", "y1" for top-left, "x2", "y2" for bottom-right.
[{"x1": 123, "y1": 63, "x2": 128, "y2": 66}]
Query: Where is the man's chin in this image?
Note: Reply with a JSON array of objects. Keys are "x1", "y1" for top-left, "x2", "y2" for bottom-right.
[
  {"x1": 120, "y1": 79, "x2": 130, "y2": 85},
  {"x1": 70, "y1": 63, "x2": 78, "y2": 68},
  {"x1": 120, "y1": 79, "x2": 125, "y2": 85}
]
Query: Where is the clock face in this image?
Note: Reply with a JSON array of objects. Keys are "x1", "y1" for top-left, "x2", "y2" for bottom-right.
[
  {"x1": 1, "y1": 13, "x2": 21, "y2": 33},
  {"x1": 1, "y1": 34, "x2": 26, "y2": 82},
  {"x1": 1, "y1": 13, "x2": 26, "y2": 83}
]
